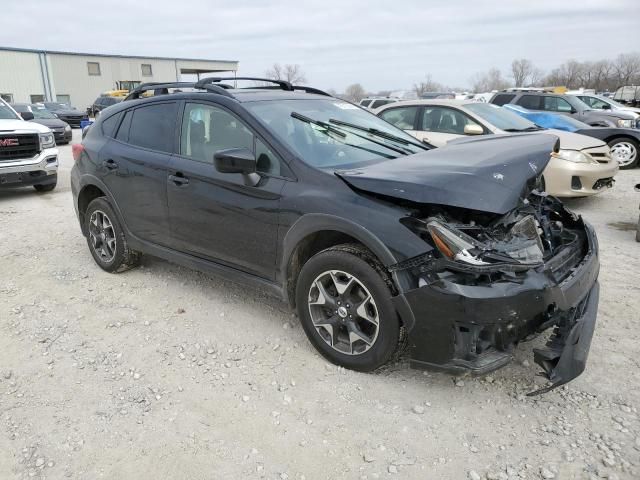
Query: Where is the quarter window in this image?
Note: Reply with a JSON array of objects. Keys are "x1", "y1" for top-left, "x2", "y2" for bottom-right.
[
  {"x1": 101, "y1": 113, "x2": 122, "y2": 138},
  {"x1": 379, "y1": 106, "x2": 419, "y2": 130},
  {"x1": 87, "y1": 62, "x2": 101, "y2": 76},
  {"x1": 127, "y1": 103, "x2": 177, "y2": 152},
  {"x1": 141, "y1": 64, "x2": 153, "y2": 76},
  {"x1": 115, "y1": 110, "x2": 132, "y2": 142}
]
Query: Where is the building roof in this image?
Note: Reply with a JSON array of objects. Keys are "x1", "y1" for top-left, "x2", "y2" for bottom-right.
[{"x1": 0, "y1": 45, "x2": 238, "y2": 65}]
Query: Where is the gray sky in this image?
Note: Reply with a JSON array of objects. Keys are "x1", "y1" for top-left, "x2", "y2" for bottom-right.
[{"x1": 2, "y1": 0, "x2": 639, "y2": 92}]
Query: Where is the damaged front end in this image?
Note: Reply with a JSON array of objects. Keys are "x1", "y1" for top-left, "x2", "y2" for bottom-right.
[{"x1": 391, "y1": 193, "x2": 600, "y2": 393}]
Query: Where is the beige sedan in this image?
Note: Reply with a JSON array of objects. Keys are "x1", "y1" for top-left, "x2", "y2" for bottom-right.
[{"x1": 375, "y1": 100, "x2": 619, "y2": 197}]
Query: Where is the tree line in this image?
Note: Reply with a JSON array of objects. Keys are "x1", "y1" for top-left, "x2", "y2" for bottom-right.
[{"x1": 264, "y1": 53, "x2": 640, "y2": 103}]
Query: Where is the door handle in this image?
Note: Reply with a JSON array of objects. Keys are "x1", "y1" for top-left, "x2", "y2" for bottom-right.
[
  {"x1": 169, "y1": 173, "x2": 189, "y2": 186},
  {"x1": 103, "y1": 159, "x2": 118, "y2": 170}
]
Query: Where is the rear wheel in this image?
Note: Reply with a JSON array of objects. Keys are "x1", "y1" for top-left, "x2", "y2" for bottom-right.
[
  {"x1": 608, "y1": 138, "x2": 638, "y2": 169},
  {"x1": 295, "y1": 244, "x2": 402, "y2": 371},
  {"x1": 85, "y1": 197, "x2": 140, "y2": 273}
]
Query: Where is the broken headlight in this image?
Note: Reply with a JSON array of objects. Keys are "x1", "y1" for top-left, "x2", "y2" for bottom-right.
[
  {"x1": 425, "y1": 216, "x2": 544, "y2": 268},
  {"x1": 551, "y1": 149, "x2": 599, "y2": 165}
]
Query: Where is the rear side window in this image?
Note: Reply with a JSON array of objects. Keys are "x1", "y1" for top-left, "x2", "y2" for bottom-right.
[
  {"x1": 517, "y1": 95, "x2": 541, "y2": 109},
  {"x1": 101, "y1": 113, "x2": 121, "y2": 138},
  {"x1": 543, "y1": 96, "x2": 573, "y2": 112},
  {"x1": 128, "y1": 103, "x2": 177, "y2": 153},
  {"x1": 370, "y1": 99, "x2": 392, "y2": 109},
  {"x1": 359, "y1": 100, "x2": 371, "y2": 108},
  {"x1": 115, "y1": 110, "x2": 133, "y2": 142},
  {"x1": 491, "y1": 94, "x2": 515, "y2": 106},
  {"x1": 379, "y1": 106, "x2": 419, "y2": 130}
]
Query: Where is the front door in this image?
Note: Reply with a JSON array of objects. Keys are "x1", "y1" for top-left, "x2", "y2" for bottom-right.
[{"x1": 167, "y1": 102, "x2": 286, "y2": 280}]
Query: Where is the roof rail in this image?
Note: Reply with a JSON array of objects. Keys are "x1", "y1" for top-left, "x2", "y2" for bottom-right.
[
  {"x1": 196, "y1": 76, "x2": 294, "y2": 91},
  {"x1": 123, "y1": 77, "x2": 334, "y2": 101},
  {"x1": 124, "y1": 81, "x2": 233, "y2": 100}
]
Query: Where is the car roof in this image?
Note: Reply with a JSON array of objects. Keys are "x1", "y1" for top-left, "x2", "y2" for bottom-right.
[{"x1": 374, "y1": 98, "x2": 474, "y2": 111}]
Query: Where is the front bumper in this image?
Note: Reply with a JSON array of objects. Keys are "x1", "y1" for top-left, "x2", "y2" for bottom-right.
[
  {"x1": 52, "y1": 129, "x2": 72, "y2": 144},
  {"x1": 393, "y1": 223, "x2": 599, "y2": 392},
  {"x1": 543, "y1": 157, "x2": 619, "y2": 198},
  {"x1": 0, "y1": 148, "x2": 59, "y2": 188}
]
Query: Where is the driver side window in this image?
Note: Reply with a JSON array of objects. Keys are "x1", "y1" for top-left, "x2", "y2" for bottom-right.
[{"x1": 180, "y1": 103, "x2": 282, "y2": 175}]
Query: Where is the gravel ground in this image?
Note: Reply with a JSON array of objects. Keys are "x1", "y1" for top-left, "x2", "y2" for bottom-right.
[{"x1": 1, "y1": 131, "x2": 639, "y2": 480}]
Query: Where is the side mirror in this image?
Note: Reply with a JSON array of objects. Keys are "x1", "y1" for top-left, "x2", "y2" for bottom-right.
[
  {"x1": 601, "y1": 104, "x2": 611, "y2": 110},
  {"x1": 214, "y1": 148, "x2": 260, "y2": 186},
  {"x1": 635, "y1": 183, "x2": 640, "y2": 192},
  {"x1": 464, "y1": 124, "x2": 484, "y2": 135},
  {"x1": 20, "y1": 111, "x2": 34, "y2": 121}
]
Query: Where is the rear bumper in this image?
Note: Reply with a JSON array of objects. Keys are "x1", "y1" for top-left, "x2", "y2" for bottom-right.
[
  {"x1": 543, "y1": 157, "x2": 619, "y2": 197},
  {"x1": 393, "y1": 222, "x2": 599, "y2": 392}
]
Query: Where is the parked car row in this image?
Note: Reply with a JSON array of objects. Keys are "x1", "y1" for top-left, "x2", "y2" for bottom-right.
[{"x1": 65, "y1": 77, "x2": 603, "y2": 393}]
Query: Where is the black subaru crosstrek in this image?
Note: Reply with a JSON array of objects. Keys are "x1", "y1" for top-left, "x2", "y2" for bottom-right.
[{"x1": 71, "y1": 78, "x2": 600, "y2": 393}]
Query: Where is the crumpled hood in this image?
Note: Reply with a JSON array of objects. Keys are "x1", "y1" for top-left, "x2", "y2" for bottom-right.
[{"x1": 336, "y1": 133, "x2": 559, "y2": 215}]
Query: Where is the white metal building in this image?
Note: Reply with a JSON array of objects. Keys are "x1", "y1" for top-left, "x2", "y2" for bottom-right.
[{"x1": 0, "y1": 46, "x2": 239, "y2": 109}]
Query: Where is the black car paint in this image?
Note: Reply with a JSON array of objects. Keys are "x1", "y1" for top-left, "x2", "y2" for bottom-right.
[
  {"x1": 42, "y1": 104, "x2": 88, "y2": 128},
  {"x1": 574, "y1": 126, "x2": 640, "y2": 146},
  {"x1": 71, "y1": 89, "x2": 600, "y2": 390},
  {"x1": 11, "y1": 104, "x2": 72, "y2": 144}
]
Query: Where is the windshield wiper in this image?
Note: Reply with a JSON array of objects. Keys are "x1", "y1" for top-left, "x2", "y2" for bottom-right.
[
  {"x1": 328, "y1": 118, "x2": 428, "y2": 152},
  {"x1": 290, "y1": 112, "x2": 397, "y2": 159}
]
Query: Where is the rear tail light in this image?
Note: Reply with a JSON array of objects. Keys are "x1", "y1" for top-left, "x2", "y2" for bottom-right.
[{"x1": 72, "y1": 143, "x2": 85, "y2": 162}]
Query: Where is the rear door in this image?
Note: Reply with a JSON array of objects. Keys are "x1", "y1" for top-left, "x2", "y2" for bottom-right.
[
  {"x1": 98, "y1": 102, "x2": 177, "y2": 246},
  {"x1": 167, "y1": 101, "x2": 286, "y2": 280}
]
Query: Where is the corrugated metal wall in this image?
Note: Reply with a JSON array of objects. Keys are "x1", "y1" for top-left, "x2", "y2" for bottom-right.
[
  {"x1": 0, "y1": 50, "x2": 47, "y2": 103},
  {"x1": 0, "y1": 49, "x2": 238, "y2": 110}
]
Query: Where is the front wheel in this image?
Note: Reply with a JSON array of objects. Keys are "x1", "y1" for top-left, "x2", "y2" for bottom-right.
[
  {"x1": 608, "y1": 138, "x2": 638, "y2": 169},
  {"x1": 85, "y1": 197, "x2": 140, "y2": 273},
  {"x1": 295, "y1": 244, "x2": 402, "y2": 371}
]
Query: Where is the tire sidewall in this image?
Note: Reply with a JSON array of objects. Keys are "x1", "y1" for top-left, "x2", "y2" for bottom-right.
[
  {"x1": 85, "y1": 197, "x2": 127, "y2": 272},
  {"x1": 295, "y1": 248, "x2": 400, "y2": 371}
]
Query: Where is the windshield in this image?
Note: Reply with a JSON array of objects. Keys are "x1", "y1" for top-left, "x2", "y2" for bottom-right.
[
  {"x1": 31, "y1": 107, "x2": 58, "y2": 119},
  {"x1": 245, "y1": 98, "x2": 428, "y2": 168},
  {"x1": 464, "y1": 103, "x2": 539, "y2": 131},
  {"x1": 0, "y1": 103, "x2": 20, "y2": 120}
]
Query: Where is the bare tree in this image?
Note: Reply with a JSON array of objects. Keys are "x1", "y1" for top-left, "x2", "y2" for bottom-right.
[
  {"x1": 471, "y1": 68, "x2": 512, "y2": 93},
  {"x1": 343, "y1": 83, "x2": 367, "y2": 102},
  {"x1": 265, "y1": 63, "x2": 307, "y2": 84},
  {"x1": 511, "y1": 59, "x2": 536, "y2": 87},
  {"x1": 614, "y1": 53, "x2": 640, "y2": 85},
  {"x1": 545, "y1": 60, "x2": 583, "y2": 89},
  {"x1": 413, "y1": 75, "x2": 444, "y2": 97}
]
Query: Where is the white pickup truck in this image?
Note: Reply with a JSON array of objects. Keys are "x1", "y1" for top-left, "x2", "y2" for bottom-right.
[{"x1": 0, "y1": 98, "x2": 59, "y2": 192}]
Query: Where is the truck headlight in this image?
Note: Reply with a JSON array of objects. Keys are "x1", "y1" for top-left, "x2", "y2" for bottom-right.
[
  {"x1": 39, "y1": 132, "x2": 55, "y2": 149},
  {"x1": 552, "y1": 149, "x2": 598, "y2": 165},
  {"x1": 617, "y1": 119, "x2": 633, "y2": 128},
  {"x1": 64, "y1": 125, "x2": 72, "y2": 132}
]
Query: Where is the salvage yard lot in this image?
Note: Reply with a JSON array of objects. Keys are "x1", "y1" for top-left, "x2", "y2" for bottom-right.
[{"x1": 1, "y1": 132, "x2": 639, "y2": 480}]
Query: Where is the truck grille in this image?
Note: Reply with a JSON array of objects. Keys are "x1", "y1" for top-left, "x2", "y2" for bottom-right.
[{"x1": 0, "y1": 133, "x2": 40, "y2": 161}]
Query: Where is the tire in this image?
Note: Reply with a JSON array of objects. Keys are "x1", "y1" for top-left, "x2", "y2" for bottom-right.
[
  {"x1": 295, "y1": 243, "x2": 402, "y2": 372},
  {"x1": 608, "y1": 137, "x2": 638, "y2": 169},
  {"x1": 34, "y1": 176, "x2": 57, "y2": 192},
  {"x1": 84, "y1": 197, "x2": 141, "y2": 273}
]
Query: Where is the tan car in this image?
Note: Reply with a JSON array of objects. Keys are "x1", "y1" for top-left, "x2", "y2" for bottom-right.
[{"x1": 375, "y1": 100, "x2": 619, "y2": 197}]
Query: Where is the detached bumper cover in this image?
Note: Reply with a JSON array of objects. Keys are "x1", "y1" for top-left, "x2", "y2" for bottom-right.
[{"x1": 393, "y1": 223, "x2": 599, "y2": 392}]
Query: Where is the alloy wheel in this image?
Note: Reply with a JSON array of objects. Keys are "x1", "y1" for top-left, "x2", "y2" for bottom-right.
[
  {"x1": 307, "y1": 270, "x2": 379, "y2": 355},
  {"x1": 88, "y1": 210, "x2": 117, "y2": 263},
  {"x1": 610, "y1": 141, "x2": 637, "y2": 167}
]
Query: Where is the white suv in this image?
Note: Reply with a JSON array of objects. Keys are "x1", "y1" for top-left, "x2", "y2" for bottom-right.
[{"x1": 0, "y1": 99, "x2": 59, "y2": 192}]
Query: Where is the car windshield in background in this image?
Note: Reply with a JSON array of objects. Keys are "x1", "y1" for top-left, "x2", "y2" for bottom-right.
[
  {"x1": 565, "y1": 95, "x2": 592, "y2": 111},
  {"x1": 245, "y1": 99, "x2": 428, "y2": 168},
  {"x1": 44, "y1": 102, "x2": 70, "y2": 111},
  {"x1": 0, "y1": 104, "x2": 19, "y2": 120},
  {"x1": 31, "y1": 107, "x2": 58, "y2": 119},
  {"x1": 465, "y1": 103, "x2": 540, "y2": 131}
]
